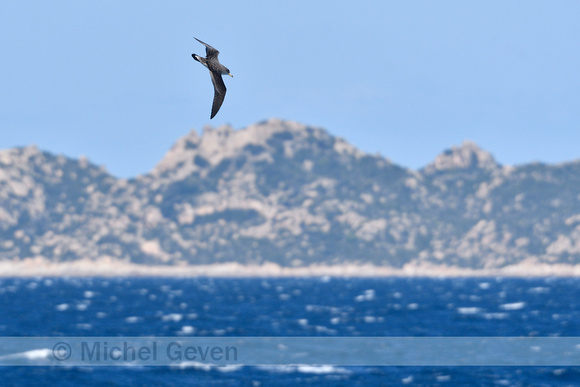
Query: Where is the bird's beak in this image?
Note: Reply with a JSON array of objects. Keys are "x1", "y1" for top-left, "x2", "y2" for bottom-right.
[{"x1": 229, "y1": 74, "x2": 234, "y2": 77}]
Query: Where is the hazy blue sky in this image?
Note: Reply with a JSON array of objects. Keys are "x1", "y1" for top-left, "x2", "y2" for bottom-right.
[{"x1": 2, "y1": 1, "x2": 579, "y2": 178}]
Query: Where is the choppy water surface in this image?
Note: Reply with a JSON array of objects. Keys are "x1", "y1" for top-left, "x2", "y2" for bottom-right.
[{"x1": 1, "y1": 277, "x2": 580, "y2": 385}]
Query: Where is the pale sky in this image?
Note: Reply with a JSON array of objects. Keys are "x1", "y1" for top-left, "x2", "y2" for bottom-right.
[{"x1": 2, "y1": 1, "x2": 579, "y2": 178}]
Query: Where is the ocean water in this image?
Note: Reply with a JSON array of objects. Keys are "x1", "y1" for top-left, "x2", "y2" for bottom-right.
[{"x1": 1, "y1": 276, "x2": 580, "y2": 385}]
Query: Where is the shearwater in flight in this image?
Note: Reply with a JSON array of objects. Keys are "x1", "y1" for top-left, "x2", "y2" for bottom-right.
[{"x1": 191, "y1": 37, "x2": 233, "y2": 119}]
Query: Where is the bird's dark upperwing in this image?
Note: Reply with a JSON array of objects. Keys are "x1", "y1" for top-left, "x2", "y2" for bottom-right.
[
  {"x1": 194, "y1": 37, "x2": 219, "y2": 59},
  {"x1": 209, "y1": 70, "x2": 227, "y2": 119}
]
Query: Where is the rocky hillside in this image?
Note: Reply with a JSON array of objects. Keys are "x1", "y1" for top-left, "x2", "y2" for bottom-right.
[{"x1": 2, "y1": 119, "x2": 580, "y2": 269}]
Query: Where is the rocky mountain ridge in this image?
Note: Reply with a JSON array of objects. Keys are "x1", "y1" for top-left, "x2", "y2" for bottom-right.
[{"x1": 2, "y1": 119, "x2": 580, "y2": 269}]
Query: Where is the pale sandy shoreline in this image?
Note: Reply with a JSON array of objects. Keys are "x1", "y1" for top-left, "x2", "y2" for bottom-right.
[{"x1": 2, "y1": 258, "x2": 580, "y2": 277}]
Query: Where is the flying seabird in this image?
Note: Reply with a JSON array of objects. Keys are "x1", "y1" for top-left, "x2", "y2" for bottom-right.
[{"x1": 191, "y1": 37, "x2": 233, "y2": 119}]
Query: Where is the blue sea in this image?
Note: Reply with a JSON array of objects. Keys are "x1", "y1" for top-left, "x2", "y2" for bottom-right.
[{"x1": 1, "y1": 276, "x2": 580, "y2": 385}]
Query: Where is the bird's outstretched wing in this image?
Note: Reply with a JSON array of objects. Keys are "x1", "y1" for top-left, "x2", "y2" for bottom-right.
[
  {"x1": 194, "y1": 37, "x2": 219, "y2": 59},
  {"x1": 209, "y1": 71, "x2": 227, "y2": 119}
]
